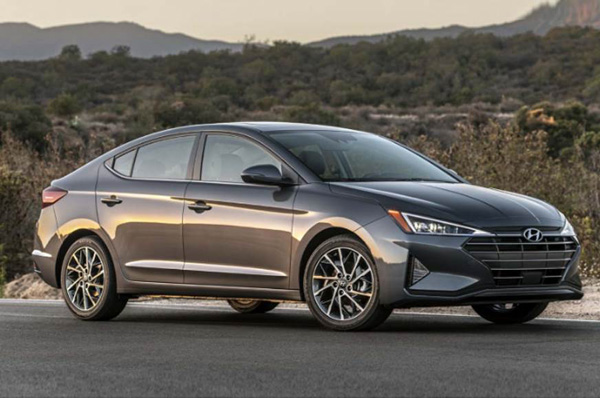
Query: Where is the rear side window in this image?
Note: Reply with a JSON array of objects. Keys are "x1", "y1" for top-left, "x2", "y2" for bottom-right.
[
  {"x1": 113, "y1": 150, "x2": 136, "y2": 177},
  {"x1": 131, "y1": 135, "x2": 196, "y2": 180}
]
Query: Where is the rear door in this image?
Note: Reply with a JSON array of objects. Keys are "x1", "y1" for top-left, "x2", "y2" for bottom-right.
[
  {"x1": 182, "y1": 133, "x2": 298, "y2": 288},
  {"x1": 97, "y1": 134, "x2": 198, "y2": 283}
]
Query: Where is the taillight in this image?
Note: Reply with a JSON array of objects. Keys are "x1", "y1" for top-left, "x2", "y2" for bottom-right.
[{"x1": 42, "y1": 186, "x2": 68, "y2": 209}]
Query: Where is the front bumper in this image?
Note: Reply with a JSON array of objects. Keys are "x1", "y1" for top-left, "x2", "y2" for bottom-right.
[
  {"x1": 356, "y1": 216, "x2": 584, "y2": 308},
  {"x1": 395, "y1": 284, "x2": 583, "y2": 308}
]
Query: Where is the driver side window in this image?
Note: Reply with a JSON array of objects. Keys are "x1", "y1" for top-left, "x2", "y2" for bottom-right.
[{"x1": 201, "y1": 135, "x2": 282, "y2": 183}]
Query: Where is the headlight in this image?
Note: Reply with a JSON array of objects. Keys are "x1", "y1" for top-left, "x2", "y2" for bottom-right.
[
  {"x1": 561, "y1": 219, "x2": 576, "y2": 236},
  {"x1": 388, "y1": 211, "x2": 490, "y2": 236}
]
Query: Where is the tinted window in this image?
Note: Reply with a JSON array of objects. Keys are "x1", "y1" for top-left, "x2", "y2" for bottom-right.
[
  {"x1": 201, "y1": 135, "x2": 281, "y2": 183},
  {"x1": 113, "y1": 150, "x2": 136, "y2": 177},
  {"x1": 131, "y1": 135, "x2": 196, "y2": 180},
  {"x1": 267, "y1": 130, "x2": 457, "y2": 183}
]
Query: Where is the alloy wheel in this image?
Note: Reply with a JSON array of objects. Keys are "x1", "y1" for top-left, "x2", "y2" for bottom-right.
[
  {"x1": 311, "y1": 247, "x2": 374, "y2": 321},
  {"x1": 65, "y1": 246, "x2": 105, "y2": 311}
]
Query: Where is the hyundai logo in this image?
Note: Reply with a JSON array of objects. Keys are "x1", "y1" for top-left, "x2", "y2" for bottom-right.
[{"x1": 523, "y1": 228, "x2": 544, "y2": 242}]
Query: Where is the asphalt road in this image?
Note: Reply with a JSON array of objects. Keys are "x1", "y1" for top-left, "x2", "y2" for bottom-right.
[{"x1": 1, "y1": 300, "x2": 600, "y2": 397}]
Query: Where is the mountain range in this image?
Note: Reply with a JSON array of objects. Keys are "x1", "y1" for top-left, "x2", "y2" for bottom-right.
[
  {"x1": 0, "y1": 22, "x2": 244, "y2": 61},
  {"x1": 310, "y1": 0, "x2": 600, "y2": 47},
  {"x1": 0, "y1": 0, "x2": 599, "y2": 60}
]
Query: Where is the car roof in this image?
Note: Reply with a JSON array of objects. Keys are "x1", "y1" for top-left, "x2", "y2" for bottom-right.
[
  {"x1": 170, "y1": 122, "x2": 359, "y2": 135},
  {"x1": 226, "y1": 122, "x2": 358, "y2": 133}
]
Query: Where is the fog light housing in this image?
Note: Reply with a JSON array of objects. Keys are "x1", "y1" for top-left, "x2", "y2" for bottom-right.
[{"x1": 409, "y1": 257, "x2": 430, "y2": 286}]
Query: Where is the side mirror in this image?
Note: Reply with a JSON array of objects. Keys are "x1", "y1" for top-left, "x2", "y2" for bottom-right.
[{"x1": 241, "y1": 165, "x2": 294, "y2": 186}]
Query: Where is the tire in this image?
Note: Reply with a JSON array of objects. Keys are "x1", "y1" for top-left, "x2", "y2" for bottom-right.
[
  {"x1": 227, "y1": 299, "x2": 279, "y2": 314},
  {"x1": 303, "y1": 234, "x2": 392, "y2": 331},
  {"x1": 472, "y1": 303, "x2": 548, "y2": 324},
  {"x1": 60, "y1": 236, "x2": 128, "y2": 321}
]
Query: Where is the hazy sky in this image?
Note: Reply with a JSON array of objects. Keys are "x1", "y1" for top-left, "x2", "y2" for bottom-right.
[{"x1": 1, "y1": 0, "x2": 559, "y2": 43}]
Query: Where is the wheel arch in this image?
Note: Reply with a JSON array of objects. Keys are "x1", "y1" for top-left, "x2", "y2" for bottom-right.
[
  {"x1": 55, "y1": 228, "x2": 117, "y2": 288},
  {"x1": 296, "y1": 226, "x2": 369, "y2": 301}
]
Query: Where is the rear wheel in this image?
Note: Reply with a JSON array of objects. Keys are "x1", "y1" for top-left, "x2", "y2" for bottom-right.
[
  {"x1": 472, "y1": 303, "x2": 548, "y2": 324},
  {"x1": 304, "y1": 235, "x2": 392, "y2": 331},
  {"x1": 227, "y1": 299, "x2": 279, "y2": 314},
  {"x1": 60, "y1": 236, "x2": 128, "y2": 321}
]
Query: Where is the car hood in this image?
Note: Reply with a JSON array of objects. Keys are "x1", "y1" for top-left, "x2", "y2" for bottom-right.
[{"x1": 330, "y1": 182, "x2": 564, "y2": 231}]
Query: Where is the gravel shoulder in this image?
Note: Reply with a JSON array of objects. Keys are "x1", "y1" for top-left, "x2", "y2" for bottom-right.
[{"x1": 5, "y1": 273, "x2": 599, "y2": 320}]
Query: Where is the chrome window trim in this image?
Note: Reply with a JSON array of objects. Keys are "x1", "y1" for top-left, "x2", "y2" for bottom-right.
[
  {"x1": 187, "y1": 179, "x2": 283, "y2": 188},
  {"x1": 104, "y1": 164, "x2": 192, "y2": 184}
]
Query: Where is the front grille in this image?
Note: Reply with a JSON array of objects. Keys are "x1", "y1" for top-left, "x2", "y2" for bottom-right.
[{"x1": 464, "y1": 236, "x2": 578, "y2": 287}]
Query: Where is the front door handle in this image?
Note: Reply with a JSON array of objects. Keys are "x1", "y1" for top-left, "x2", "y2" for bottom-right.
[
  {"x1": 188, "y1": 201, "x2": 212, "y2": 213},
  {"x1": 101, "y1": 196, "x2": 123, "y2": 207}
]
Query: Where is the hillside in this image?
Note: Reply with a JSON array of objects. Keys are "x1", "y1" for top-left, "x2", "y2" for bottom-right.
[
  {"x1": 310, "y1": 0, "x2": 600, "y2": 47},
  {"x1": 0, "y1": 22, "x2": 244, "y2": 61}
]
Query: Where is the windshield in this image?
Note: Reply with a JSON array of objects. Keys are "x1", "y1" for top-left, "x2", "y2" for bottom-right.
[{"x1": 266, "y1": 130, "x2": 458, "y2": 183}]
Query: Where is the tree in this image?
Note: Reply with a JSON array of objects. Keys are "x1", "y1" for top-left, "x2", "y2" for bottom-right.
[
  {"x1": 59, "y1": 45, "x2": 82, "y2": 61},
  {"x1": 111, "y1": 45, "x2": 131, "y2": 57}
]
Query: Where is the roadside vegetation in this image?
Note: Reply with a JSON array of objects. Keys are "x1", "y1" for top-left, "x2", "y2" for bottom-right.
[
  {"x1": 0, "y1": 244, "x2": 5, "y2": 298},
  {"x1": 1, "y1": 26, "x2": 600, "y2": 285}
]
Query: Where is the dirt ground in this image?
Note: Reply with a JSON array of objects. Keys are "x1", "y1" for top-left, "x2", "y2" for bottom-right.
[
  {"x1": 4, "y1": 273, "x2": 599, "y2": 320},
  {"x1": 3, "y1": 273, "x2": 62, "y2": 300}
]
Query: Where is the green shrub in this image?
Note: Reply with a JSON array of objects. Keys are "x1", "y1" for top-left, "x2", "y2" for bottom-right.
[
  {"x1": 48, "y1": 93, "x2": 82, "y2": 118},
  {"x1": 283, "y1": 103, "x2": 340, "y2": 126},
  {"x1": 0, "y1": 102, "x2": 51, "y2": 151},
  {"x1": 154, "y1": 99, "x2": 224, "y2": 128}
]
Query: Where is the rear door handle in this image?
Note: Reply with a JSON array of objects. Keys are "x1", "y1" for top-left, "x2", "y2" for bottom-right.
[
  {"x1": 101, "y1": 196, "x2": 123, "y2": 207},
  {"x1": 188, "y1": 201, "x2": 212, "y2": 213}
]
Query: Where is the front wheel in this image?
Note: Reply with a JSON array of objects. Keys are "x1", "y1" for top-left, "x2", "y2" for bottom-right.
[
  {"x1": 304, "y1": 235, "x2": 392, "y2": 331},
  {"x1": 61, "y1": 236, "x2": 128, "y2": 321},
  {"x1": 472, "y1": 303, "x2": 548, "y2": 324}
]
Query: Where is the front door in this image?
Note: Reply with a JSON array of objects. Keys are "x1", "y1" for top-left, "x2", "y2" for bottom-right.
[
  {"x1": 97, "y1": 134, "x2": 197, "y2": 283},
  {"x1": 183, "y1": 133, "x2": 297, "y2": 288}
]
